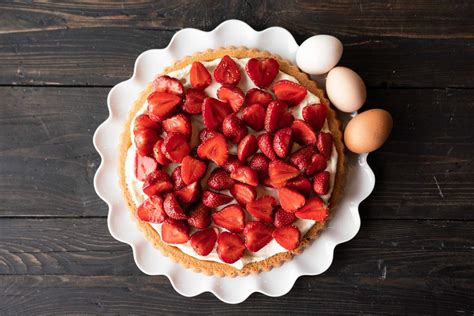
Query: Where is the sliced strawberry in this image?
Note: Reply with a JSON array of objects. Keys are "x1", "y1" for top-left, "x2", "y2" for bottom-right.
[
  {"x1": 147, "y1": 91, "x2": 182, "y2": 121},
  {"x1": 161, "y1": 133, "x2": 191, "y2": 163},
  {"x1": 197, "y1": 134, "x2": 228, "y2": 166},
  {"x1": 222, "y1": 113, "x2": 248, "y2": 144},
  {"x1": 246, "y1": 195, "x2": 276, "y2": 223},
  {"x1": 280, "y1": 110, "x2": 295, "y2": 130},
  {"x1": 212, "y1": 204, "x2": 245, "y2": 233},
  {"x1": 295, "y1": 197, "x2": 329, "y2": 221},
  {"x1": 241, "y1": 103, "x2": 266, "y2": 131},
  {"x1": 171, "y1": 166, "x2": 185, "y2": 190},
  {"x1": 180, "y1": 155, "x2": 207, "y2": 185},
  {"x1": 264, "y1": 100, "x2": 290, "y2": 133},
  {"x1": 161, "y1": 219, "x2": 190, "y2": 244},
  {"x1": 163, "y1": 192, "x2": 187, "y2": 220},
  {"x1": 244, "y1": 221, "x2": 274, "y2": 252},
  {"x1": 313, "y1": 171, "x2": 330, "y2": 195},
  {"x1": 213, "y1": 55, "x2": 241, "y2": 85},
  {"x1": 182, "y1": 88, "x2": 207, "y2": 114},
  {"x1": 302, "y1": 103, "x2": 327, "y2": 132},
  {"x1": 152, "y1": 75, "x2": 184, "y2": 96},
  {"x1": 222, "y1": 154, "x2": 244, "y2": 173},
  {"x1": 230, "y1": 183, "x2": 256, "y2": 205},
  {"x1": 273, "y1": 225, "x2": 300, "y2": 250},
  {"x1": 230, "y1": 166, "x2": 258, "y2": 186},
  {"x1": 134, "y1": 129, "x2": 160, "y2": 156},
  {"x1": 279, "y1": 187, "x2": 306, "y2": 212},
  {"x1": 317, "y1": 132, "x2": 333, "y2": 159},
  {"x1": 289, "y1": 146, "x2": 315, "y2": 173},
  {"x1": 237, "y1": 134, "x2": 258, "y2": 161},
  {"x1": 272, "y1": 80, "x2": 307, "y2": 107},
  {"x1": 162, "y1": 114, "x2": 191, "y2": 139},
  {"x1": 202, "y1": 190, "x2": 233, "y2": 208},
  {"x1": 273, "y1": 127, "x2": 293, "y2": 158},
  {"x1": 291, "y1": 120, "x2": 317, "y2": 145},
  {"x1": 198, "y1": 128, "x2": 220, "y2": 143},
  {"x1": 286, "y1": 176, "x2": 312, "y2": 197},
  {"x1": 202, "y1": 97, "x2": 232, "y2": 130},
  {"x1": 135, "y1": 152, "x2": 158, "y2": 181},
  {"x1": 257, "y1": 133, "x2": 277, "y2": 161},
  {"x1": 152, "y1": 138, "x2": 171, "y2": 165},
  {"x1": 249, "y1": 153, "x2": 270, "y2": 179},
  {"x1": 217, "y1": 231, "x2": 245, "y2": 263},
  {"x1": 176, "y1": 181, "x2": 201, "y2": 204},
  {"x1": 187, "y1": 203, "x2": 211, "y2": 229},
  {"x1": 217, "y1": 85, "x2": 245, "y2": 112},
  {"x1": 137, "y1": 195, "x2": 167, "y2": 224},
  {"x1": 133, "y1": 114, "x2": 161, "y2": 136},
  {"x1": 245, "y1": 88, "x2": 273, "y2": 107},
  {"x1": 142, "y1": 170, "x2": 173, "y2": 197},
  {"x1": 190, "y1": 61, "x2": 212, "y2": 90},
  {"x1": 190, "y1": 228, "x2": 217, "y2": 256},
  {"x1": 268, "y1": 160, "x2": 299, "y2": 188},
  {"x1": 245, "y1": 57, "x2": 279, "y2": 88},
  {"x1": 273, "y1": 207, "x2": 296, "y2": 228},
  {"x1": 306, "y1": 153, "x2": 327, "y2": 177},
  {"x1": 207, "y1": 168, "x2": 235, "y2": 191}
]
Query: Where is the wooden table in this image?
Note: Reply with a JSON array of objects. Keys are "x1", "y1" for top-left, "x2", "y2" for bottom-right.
[{"x1": 1, "y1": 1, "x2": 473, "y2": 314}]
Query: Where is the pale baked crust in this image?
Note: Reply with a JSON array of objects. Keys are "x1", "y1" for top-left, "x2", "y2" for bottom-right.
[{"x1": 118, "y1": 47, "x2": 346, "y2": 277}]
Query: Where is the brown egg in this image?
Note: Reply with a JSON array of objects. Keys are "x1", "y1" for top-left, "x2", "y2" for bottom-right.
[{"x1": 344, "y1": 109, "x2": 393, "y2": 154}]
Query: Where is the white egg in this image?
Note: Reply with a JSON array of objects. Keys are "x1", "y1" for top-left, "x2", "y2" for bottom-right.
[
  {"x1": 326, "y1": 66, "x2": 366, "y2": 113},
  {"x1": 296, "y1": 35, "x2": 343, "y2": 75}
]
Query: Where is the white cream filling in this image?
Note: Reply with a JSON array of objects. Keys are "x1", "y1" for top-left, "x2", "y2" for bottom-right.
[{"x1": 125, "y1": 57, "x2": 338, "y2": 269}]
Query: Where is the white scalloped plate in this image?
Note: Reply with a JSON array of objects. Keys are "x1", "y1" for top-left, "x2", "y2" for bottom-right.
[{"x1": 93, "y1": 20, "x2": 375, "y2": 304}]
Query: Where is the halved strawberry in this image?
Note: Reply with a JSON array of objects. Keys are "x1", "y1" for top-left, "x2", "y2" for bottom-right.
[
  {"x1": 294, "y1": 197, "x2": 329, "y2": 221},
  {"x1": 217, "y1": 85, "x2": 245, "y2": 112},
  {"x1": 171, "y1": 166, "x2": 185, "y2": 190},
  {"x1": 249, "y1": 153, "x2": 270, "y2": 179},
  {"x1": 268, "y1": 160, "x2": 299, "y2": 188},
  {"x1": 212, "y1": 204, "x2": 245, "y2": 233},
  {"x1": 265, "y1": 100, "x2": 291, "y2": 133},
  {"x1": 273, "y1": 225, "x2": 300, "y2": 250},
  {"x1": 198, "y1": 128, "x2": 219, "y2": 143},
  {"x1": 162, "y1": 113, "x2": 192, "y2": 139},
  {"x1": 161, "y1": 133, "x2": 191, "y2": 163},
  {"x1": 161, "y1": 219, "x2": 190, "y2": 244},
  {"x1": 217, "y1": 231, "x2": 245, "y2": 263},
  {"x1": 273, "y1": 207, "x2": 296, "y2": 228},
  {"x1": 133, "y1": 114, "x2": 161, "y2": 136},
  {"x1": 222, "y1": 154, "x2": 244, "y2": 173},
  {"x1": 147, "y1": 91, "x2": 182, "y2": 121},
  {"x1": 190, "y1": 61, "x2": 212, "y2": 90},
  {"x1": 176, "y1": 181, "x2": 201, "y2": 204},
  {"x1": 207, "y1": 168, "x2": 235, "y2": 191},
  {"x1": 272, "y1": 80, "x2": 307, "y2": 107},
  {"x1": 197, "y1": 134, "x2": 228, "y2": 166},
  {"x1": 244, "y1": 221, "x2": 274, "y2": 252},
  {"x1": 134, "y1": 129, "x2": 160, "y2": 156},
  {"x1": 317, "y1": 132, "x2": 333, "y2": 159},
  {"x1": 202, "y1": 190, "x2": 233, "y2": 208},
  {"x1": 183, "y1": 88, "x2": 207, "y2": 114},
  {"x1": 222, "y1": 113, "x2": 248, "y2": 144},
  {"x1": 163, "y1": 192, "x2": 187, "y2": 220},
  {"x1": 135, "y1": 152, "x2": 158, "y2": 181},
  {"x1": 230, "y1": 166, "x2": 258, "y2": 186},
  {"x1": 289, "y1": 146, "x2": 315, "y2": 173},
  {"x1": 245, "y1": 88, "x2": 273, "y2": 107},
  {"x1": 306, "y1": 153, "x2": 327, "y2": 177},
  {"x1": 187, "y1": 203, "x2": 211, "y2": 229},
  {"x1": 230, "y1": 183, "x2": 256, "y2": 205},
  {"x1": 286, "y1": 176, "x2": 312, "y2": 197},
  {"x1": 142, "y1": 170, "x2": 173, "y2": 197},
  {"x1": 152, "y1": 75, "x2": 184, "y2": 96},
  {"x1": 241, "y1": 103, "x2": 266, "y2": 131},
  {"x1": 245, "y1": 57, "x2": 279, "y2": 88},
  {"x1": 214, "y1": 55, "x2": 241, "y2": 85},
  {"x1": 291, "y1": 120, "x2": 317, "y2": 145},
  {"x1": 257, "y1": 133, "x2": 277, "y2": 161},
  {"x1": 246, "y1": 195, "x2": 276, "y2": 223},
  {"x1": 137, "y1": 195, "x2": 167, "y2": 223},
  {"x1": 180, "y1": 155, "x2": 207, "y2": 185},
  {"x1": 313, "y1": 171, "x2": 330, "y2": 195},
  {"x1": 202, "y1": 97, "x2": 232, "y2": 130},
  {"x1": 273, "y1": 127, "x2": 293, "y2": 158},
  {"x1": 279, "y1": 187, "x2": 306, "y2": 212},
  {"x1": 237, "y1": 134, "x2": 258, "y2": 161},
  {"x1": 152, "y1": 138, "x2": 171, "y2": 165},
  {"x1": 302, "y1": 103, "x2": 327, "y2": 132},
  {"x1": 190, "y1": 228, "x2": 217, "y2": 256}
]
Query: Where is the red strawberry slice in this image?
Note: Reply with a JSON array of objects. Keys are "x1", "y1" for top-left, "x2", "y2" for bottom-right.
[
  {"x1": 197, "y1": 134, "x2": 228, "y2": 166},
  {"x1": 152, "y1": 138, "x2": 171, "y2": 165},
  {"x1": 273, "y1": 127, "x2": 293, "y2": 158},
  {"x1": 171, "y1": 166, "x2": 185, "y2": 190},
  {"x1": 313, "y1": 171, "x2": 330, "y2": 195},
  {"x1": 147, "y1": 91, "x2": 182, "y2": 121},
  {"x1": 306, "y1": 153, "x2": 327, "y2": 176},
  {"x1": 222, "y1": 113, "x2": 248, "y2": 144},
  {"x1": 286, "y1": 176, "x2": 312, "y2": 197},
  {"x1": 190, "y1": 228, "x2": 217, "y2": 256},
  {"x1": 317, "y1": 132, "x2": 333, "y2": 159},
  {"x1": 289, "y1": 146, "x2": 315, "y2": 173},
  {"x1": 202, "y1": 190, "x2": 233, "y2": 208},
  {"x1": 213, "y1": 55, "x2": 241, "y2": 85},
  {"x1": 135, "y1": 152, "x2": 158, "y2": 181},
  {"x1": 230, "y1": 183, "x2": 256, "y2": 205},
  {"x1": 265, "y1": 100, "x2": 291, "y2": 133},
  {"x1": 222, "y1": 154, "x2": 244, "y2": 173},
  {"x1": 212, "y1": 204, "x2": 245, "y2": 233},
  {"x1": 279, "y1": 110, "x2": 295, "y2": 130},
  {"x1": 237, "y1": 134, "x2": 258, "y2": 161},
  {"x1": 278, "y1": 187, "x2": 306, "y2": 212},
  {"x1": 257, "y1": 133, "x2": 277, "y2": 161},
  {"x1": 180, "y1": 155, "x2": 207, "y2": 185},
  {"x1": 245, "y1": 57, "x2": 279, "y2": 88},
  {"x1": 190, "y1": 61, "x2": 212, "y2": 90},
  {"x1": 162, "y1": 114, "x2": 192, "y2": 139},
  {"x1": 268, "y1": 160, "x2": 299, "y2": 188},
  {"x1": 176, "y1": 181, "x2": 201, "y2": 204},
  {"x1": 295, "y1": 197, "x2": 329, "y2": 221},
  {"x1": 202, "y1": 97, "x2": 232, "y2": 130},
  {"x1": 161, "y1": 219, "x2": 190, "y2": 244},
  {"x1": 161, "y1": 133, "x2": 191, "y2": 163},
  {"x1": 273, "y1": 207, "x2": 296, "y2": 228},
  {"x1": 183, "y1": 88, "x2": 207, "y2": 114},
  {"x1": 133, "y1": 114, "x2": 161, "y2": 136},
  {"x1": 152, "y1": 75, "x2": 184, "y2": 96},
  {"x1": 272, "y1": 80, "x2": 307, "y2": 107},
  {"x1": 134, "y1": 129, "x2": 160, "y2": 156},
  {"x1": 142, "y1": 170, "x2": 173, "y2": 197},
  {"x1": 244, "y1": 221, "x2": 274, "y2": 252},
  {"x1": 241, "y1": 103, "x2": 266, "y2": 131},
  {"x1": 230, "y1": 166, "x2": 258, "y2": 186},
  {"x1": 217, "y1": 85, "x2": 245, "y2": 112},
  {"x1": 273, "y1": 225, "x2": 300, "y2": 250},
  {"x1": 245, "y1": 88, "x2": 273, "y2": 107},
  {"x1": 137, "y1": 195, "x2": 167, "y2": 224},
  {"x1": 163, "y1": 192, "x2": 187, "y2": 220},
  {"x1": 246, "y1": 195, "x2": 276, "y2": 223},
  {"x1": 217, "y1": 231, "x2": 245, "y2": 263},
  {"x1": 291, "y1": 120, "x2": 317, "y2": 145},
  {"x1": 302, "y1": 103, "x2": 327, "y2": 132},
  {"x1": 198, "y1": 128, "x2": 219, "y2": 143},
  {"x1": 207, "y1": 168, "x2": 235, "y2": 190},
  {"x1": 187, "y1": 203, "x2": 211, "y2": 229},
  {"x1": 249, "y1": 153, "x2": 270, "y2": 179}
]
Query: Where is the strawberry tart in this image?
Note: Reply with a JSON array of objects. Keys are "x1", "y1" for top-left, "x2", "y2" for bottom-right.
[{"x1": 119, "y1": 47, "x2": 345, "y2": 277}]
